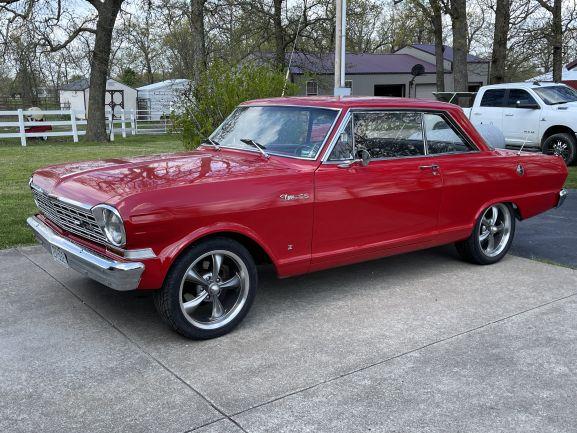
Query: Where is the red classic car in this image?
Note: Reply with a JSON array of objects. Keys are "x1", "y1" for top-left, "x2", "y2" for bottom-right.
[{"x1": 28, "y1": 97, "x2": 568, "y2": 339}]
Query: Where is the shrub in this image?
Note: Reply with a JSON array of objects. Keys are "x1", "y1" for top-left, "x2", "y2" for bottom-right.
[{"x1": 174, "y1": 61, "x2": 299, "y2": 150}]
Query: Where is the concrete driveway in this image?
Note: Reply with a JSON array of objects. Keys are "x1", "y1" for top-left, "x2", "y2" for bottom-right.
[{"x1": 2, "y1": 244, "x2": 577, "y2": 433}]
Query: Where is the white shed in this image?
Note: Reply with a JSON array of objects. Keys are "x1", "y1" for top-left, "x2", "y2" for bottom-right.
[
  {"x1": 137, "y1": 79, "x2": 190, "y2": 120},
  {"x1": 59, "y1": 78, "x2": 138, "y2": 119}
]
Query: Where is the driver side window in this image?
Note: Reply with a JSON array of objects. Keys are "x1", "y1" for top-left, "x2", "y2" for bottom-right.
[{"x1": 328, "y1": 119, "x2": 354, "y2": 161}]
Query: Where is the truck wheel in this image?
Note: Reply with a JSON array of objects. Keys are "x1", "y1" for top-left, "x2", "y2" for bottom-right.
[
  {"x1": 154, "y1": 237, "x2": 257, "y2": 339},
  {"x1": 543, "y1": 133, "x2": 577, "y2": 165},
  {"x1": 455, "y1": 203, "x2": 515, "y2": 265}
]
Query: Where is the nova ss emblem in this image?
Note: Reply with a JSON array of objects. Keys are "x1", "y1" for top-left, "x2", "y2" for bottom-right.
[{"x1": 280, "y1": 193, "x2": 310, "y2": 201}]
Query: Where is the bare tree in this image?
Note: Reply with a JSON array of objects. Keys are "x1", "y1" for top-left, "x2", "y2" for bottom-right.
[
  {"x1": 536, "y1": 0, "x2": 562, "y2": 82},
  {"x1": 489, "y1": 0, "x2": 510, "y2": 83},
  {"x1": 412, "y1": 0, "x2": 445, "y2": 92},
  {"x1": 443, "y1": 0, "x2": 469, "y2": 91}
]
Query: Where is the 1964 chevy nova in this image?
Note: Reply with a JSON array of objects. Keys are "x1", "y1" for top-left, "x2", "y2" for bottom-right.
[{"x1": 28, "y1": 97, "x2": 568, "y2": 339}]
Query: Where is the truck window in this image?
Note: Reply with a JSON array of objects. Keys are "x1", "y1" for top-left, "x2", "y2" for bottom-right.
[
  {"x1": 506, "y1": 89, "x2": 537, "y2": 107},
  {"x1": 480, "y1": 89, "x2": 506, "y2": 107}
]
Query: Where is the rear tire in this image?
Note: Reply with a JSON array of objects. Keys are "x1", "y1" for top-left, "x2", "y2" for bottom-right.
[
  {"x1": 456, "y1": 203, "x2": 515, "y2": 265},
  {"x1": 154, "y1": 237, "x2": 257, "y2": 339},
  {"x1": 543, "y1": 132, "x2": 577, "y2": 166}
]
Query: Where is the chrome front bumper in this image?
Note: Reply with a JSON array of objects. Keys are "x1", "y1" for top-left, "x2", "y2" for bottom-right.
[
  {"x1": 557, "y1": 188, "x2": 568, "y2": 208},
  {"x1": 27, "y1": 216, "x2": 144, "y2": 291}
]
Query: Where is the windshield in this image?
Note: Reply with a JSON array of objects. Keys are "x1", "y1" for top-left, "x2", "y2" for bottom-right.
[
  {"x1": 210, "y1": 106, "x2": 338, "y2": 158},
  {"x1": 533, "y1": 85, "x2": 577, "y2": 105}
]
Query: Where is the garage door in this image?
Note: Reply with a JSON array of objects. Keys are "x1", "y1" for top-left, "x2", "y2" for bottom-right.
[{"x1": 414, "y1": 84, "x2": 437, "y2": 99}]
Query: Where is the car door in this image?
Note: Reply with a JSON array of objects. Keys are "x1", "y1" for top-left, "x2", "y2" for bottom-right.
[
  {"x1": 470, "y1": 89, "x2": 505, "y2": 130},
  {"x1": 501, "y1": 89, "x2": 542, "y2": 146},
  {"x1": 311, "y1": 110, "x2": 443, "y2": 270},
  {"x1": 422, "y1": 112, "x2": 495, "y2": 238}
]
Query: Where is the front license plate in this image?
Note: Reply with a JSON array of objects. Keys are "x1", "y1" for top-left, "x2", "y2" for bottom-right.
[{"x1": 51, "y1": 246, "x2": 69, "y2": 268}]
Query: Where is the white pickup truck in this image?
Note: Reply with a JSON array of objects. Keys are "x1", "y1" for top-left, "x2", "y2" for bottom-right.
[{"x1": 436, "y1": 82, "x2": 577, "y2": 165}]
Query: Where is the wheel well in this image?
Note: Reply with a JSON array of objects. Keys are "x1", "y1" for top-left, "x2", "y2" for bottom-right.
[
  {"x1": 509, "y1": 202, "x2": 523, "y2": 220},
  {"x1": 185, "y1": 232, "x2": 273, "y2": 267},
  {"x1": 541, "y1": 125, "x2": 575, "y2": 146}
]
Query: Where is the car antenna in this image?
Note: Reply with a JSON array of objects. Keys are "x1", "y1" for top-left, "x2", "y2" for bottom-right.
[{"x1": 517, "y1": 131, "x2": 531, "y2": 155}]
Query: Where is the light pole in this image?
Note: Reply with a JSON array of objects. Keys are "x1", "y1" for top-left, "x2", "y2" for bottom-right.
[{"x1": 334, "y1": 0, "x2": 351, "y2": 96}]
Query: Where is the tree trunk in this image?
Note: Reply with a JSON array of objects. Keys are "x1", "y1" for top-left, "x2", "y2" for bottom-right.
[
  {"x1": 490, "y1": 0, "x2": 510, "y2": 84},
  {"x1": 85, "y1": 1, "x2": 122, "y2": 142},
  {"x1": 189, "y1": 0, "x2": 206, "y2": 83},
  {"x1": 450, "y1": 0, "x2": 469, "y2": 91},
  {"x1": 273, "y1": 0, "x2": 285, "y2": 70},
  {"x1": 430, "y1": 0, "x2": 445, "y2": 92},
  {"x1": 551, "y1": 0, "x2": 562, "y2": 82}
]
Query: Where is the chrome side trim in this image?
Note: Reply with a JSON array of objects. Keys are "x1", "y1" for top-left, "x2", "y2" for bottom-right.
[
  {"x1": 27, "y1": 216, "x2": 144, "y2": 291},
  {"x1": 557, "y1": 188, "x2": 568, "y2": 208}
]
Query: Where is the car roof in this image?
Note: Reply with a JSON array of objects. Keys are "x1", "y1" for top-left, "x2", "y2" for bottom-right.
[
  {"x1": 241, "y1": 96, "x2": 457, "y2": 111},
  {"x1": 480, "y1": 82, "x2": 564, "y2": 90}
]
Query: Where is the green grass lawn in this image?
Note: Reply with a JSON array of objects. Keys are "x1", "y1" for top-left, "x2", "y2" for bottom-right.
[
  {"x1": 566, "y1": 166, "x2": 577, "y2": 189},
  {"x1": 0, "y1": 136, "x2": 575, "y2": 250},
  {"x1": 0, "y1": 135, "x2": 183, "y2": 249}
]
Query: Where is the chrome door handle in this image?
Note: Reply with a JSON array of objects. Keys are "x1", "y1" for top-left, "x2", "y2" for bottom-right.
[
  {"x1": 419, "y1": 164, "x2": 440, "y2": 174},
  {"x1": 505, "y1": 113, "x2": 514, "y2": 116}
]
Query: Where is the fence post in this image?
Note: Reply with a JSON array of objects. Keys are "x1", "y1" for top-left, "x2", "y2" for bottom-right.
[
  {"x1": 17, "y1": 109, "x2": 26, "y2": 147},
  {"x1": 130, "y1": 111, "x2": 136, "y2": 135},
  {"x1": 108, "y1": 111, "x2": 114, "y2": 141},
  {"x1": 70, "y1": 110, "x2": 79, "y2": 142},
  {"x1": 120, "y1": 109, "x2": 126, "y2": 138}
]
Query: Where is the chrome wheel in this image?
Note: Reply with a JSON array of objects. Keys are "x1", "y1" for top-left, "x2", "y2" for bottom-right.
[
  {"x1": 550, "y1": 139, "x2": 571, "y2": 162},
  {"x1": 478, "y1": 204, "x2": 512, "y2": 258},
  {"x1": 179, "y1": 250, "x2": 249, "y2": 330}
]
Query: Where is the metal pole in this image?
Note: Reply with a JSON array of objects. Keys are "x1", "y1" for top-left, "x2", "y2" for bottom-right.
[{"x1": 334, "y1": 0, "x2": 350, "y2": 96}]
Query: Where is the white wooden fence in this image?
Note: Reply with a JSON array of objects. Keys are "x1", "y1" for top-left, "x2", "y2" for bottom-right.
[{"x1": 0, "y1": 108, "x2": 175, "y2": 146}]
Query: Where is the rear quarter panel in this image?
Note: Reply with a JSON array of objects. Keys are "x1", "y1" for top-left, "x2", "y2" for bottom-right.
[{"x1": 436, "y1": 149, "x2": 567, "y2": 241}]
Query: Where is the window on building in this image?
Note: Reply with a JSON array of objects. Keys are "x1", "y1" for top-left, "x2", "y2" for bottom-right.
[
  {"x1": 345, "y1": 80, "x2": 353, "y2": 93},
  {"x1": 306, "y1": 81, "x2": 318, "y2": 96}
]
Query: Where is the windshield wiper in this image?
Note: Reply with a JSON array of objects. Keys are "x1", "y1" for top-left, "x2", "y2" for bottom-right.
[
  {"x1": 240, "y1": 138, "x2": 270, "y2": 159},
  {"x1": 200, "y1": 138, "x2": 221, "y2": 150}
]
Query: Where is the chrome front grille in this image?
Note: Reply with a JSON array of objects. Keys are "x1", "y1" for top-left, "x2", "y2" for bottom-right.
[{"x1": 31, "y1": 186, "x2": 107, "y2": 245}]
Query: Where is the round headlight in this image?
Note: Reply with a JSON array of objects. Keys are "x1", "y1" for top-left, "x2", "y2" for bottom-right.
[{"x1": 93, "y1": 205, "x2": 126, "y2": 247}]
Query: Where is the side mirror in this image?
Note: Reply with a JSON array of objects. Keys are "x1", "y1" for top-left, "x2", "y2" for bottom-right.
[
  {"x1": 358, "y1": 148, "x2": 371, "y2": 166},
  {"x1": 336, "y1": 148, "x2": 371, "y2": 169},
  {"x1": 516, "y1": 101, "x2": 539, "y2": 109}
]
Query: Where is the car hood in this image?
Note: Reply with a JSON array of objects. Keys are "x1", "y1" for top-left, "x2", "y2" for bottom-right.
[
  {"x1": 31, "y1": 149, "x2": 299, "y2": 207},
  {"x1": 550, "y1": 101, "x2": 577, "y2": 111}
]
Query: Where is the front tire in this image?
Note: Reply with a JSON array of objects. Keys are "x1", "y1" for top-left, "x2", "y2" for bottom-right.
[
  {"x1": 543, "y1": 132, "x2": 577, "y2": 166},
  {"x1": 456, "y1": 203, "x2": 515, "y2": 265},
  {"x1": 154, "y1": 237, "x2": 257, "y2": 339}
]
